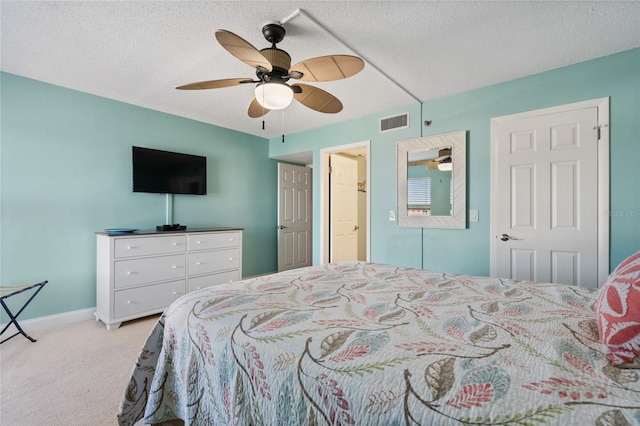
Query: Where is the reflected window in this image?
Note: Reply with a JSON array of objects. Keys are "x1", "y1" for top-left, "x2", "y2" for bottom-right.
[{"x1": 407, "y1": 177, "x2": 432, "y2": 216}]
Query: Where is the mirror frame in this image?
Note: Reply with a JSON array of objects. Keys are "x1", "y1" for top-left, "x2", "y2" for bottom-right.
[{"x1": 397, "y1": 131, "x2": 466, "y2": 228}]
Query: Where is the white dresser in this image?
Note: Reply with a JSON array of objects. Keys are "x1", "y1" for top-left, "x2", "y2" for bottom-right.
[{"x1": 96, "y1": 228, "x2": 242, "y2": 330}]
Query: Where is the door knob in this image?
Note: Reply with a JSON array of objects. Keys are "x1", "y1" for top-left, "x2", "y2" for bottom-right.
[
  {"x1": 278, "y1": 225, "x2": 288, "y2": 230},
  {"x1": 353, "y1": 225, "x2": 360, "y2": 231},
  {"x1": 498, "y1": 233, "x2": 516, "y2": 241}
]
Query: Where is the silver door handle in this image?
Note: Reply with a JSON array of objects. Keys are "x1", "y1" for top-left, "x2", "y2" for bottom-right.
[
  {"x1": 497, "y1": 233, "x2": 517, "y2": 241},
  {"x1": 278, "y1": 225, "x2": 288, "y2": 230}
]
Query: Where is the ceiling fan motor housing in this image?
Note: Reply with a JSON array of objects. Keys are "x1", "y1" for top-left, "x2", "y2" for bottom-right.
[
  {"x1": 260, "y1": 48, "x2": 291, "y2": 72},
  {"x1": 262, "y1": 23, "x2": 286, "y2": 45},
  {"x1": 257, "y1": 47, "x2": 293, "y2": 86},
  {"x1": 258, "y1": 24, "x2": 296, "y2": 84}
]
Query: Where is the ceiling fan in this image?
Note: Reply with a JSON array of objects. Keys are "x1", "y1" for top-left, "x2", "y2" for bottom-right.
[
  {"x1": 176, "y1": 23, "x2": 365, "y2": 118},
  {"x1": 408, "y1": 148, "x2": 453, "y2": 171}
]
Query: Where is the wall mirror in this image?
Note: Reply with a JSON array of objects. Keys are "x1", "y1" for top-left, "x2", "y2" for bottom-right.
[{"x1": 397, "y1": 131, "x2": 466, "y2": 228}]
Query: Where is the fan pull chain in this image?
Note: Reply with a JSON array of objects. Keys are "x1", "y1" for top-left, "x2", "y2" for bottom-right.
[
  {"x1": 282, "y1": 109, "x2": 286, "y2": 143},
  {"x1": 262, "y1": 120, "x2": 265, "y2": 130}
]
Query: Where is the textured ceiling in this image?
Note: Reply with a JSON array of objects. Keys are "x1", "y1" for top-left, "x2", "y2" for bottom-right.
[{"x1": 2, "y1": 1, "x2": 639, "y2": 139}]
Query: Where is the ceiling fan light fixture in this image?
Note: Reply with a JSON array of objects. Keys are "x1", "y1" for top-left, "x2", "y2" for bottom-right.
[
  {"x1": 437, "y1": 160, "x2": 453, "y2": 172},
  {"x1": 255, "y1": 82, "x2": 293, "y2": 110}
]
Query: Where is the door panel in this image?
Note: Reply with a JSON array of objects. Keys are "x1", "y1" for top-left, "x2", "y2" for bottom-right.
[
  {"x1": 551, "y1": 251, "x2": 579, "y2": 286},
  {"x1": 511, "y1": 249, "x2": 535, "y2": 281},
  {"x1": 511, "y1": 164, "x2": 535, "y2": 229},
  {"x1": 551, "y1": 161, "x2": 578, "y2": 229},
  {"x1": 278, "y1": 163, "x2": 312, "y2": 272}
]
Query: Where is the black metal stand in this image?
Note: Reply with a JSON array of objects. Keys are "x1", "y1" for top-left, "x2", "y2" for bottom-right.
[{"x1": 0, "y1": 280, "x2": 48, "y2": 344}]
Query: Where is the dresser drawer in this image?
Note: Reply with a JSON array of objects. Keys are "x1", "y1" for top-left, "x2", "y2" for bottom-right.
[
  {"x1": 114, "y1": 280, "x2": 185, "y2": 318},
  {"x1": 114, "y1": 254, "x2": 185, "y2": 288},
  {"x1": 188, "y1": 248, "x2": 240, "y2": 276},
  {"x1": 188, "y1": 232, "x2": 241, "y2": 251},
  {"x1": 188, "y1": 270, "x2": 241, "y2": 292},
  {"x1": 114, "y1": 235, "x2": 186, "y2": 259}
]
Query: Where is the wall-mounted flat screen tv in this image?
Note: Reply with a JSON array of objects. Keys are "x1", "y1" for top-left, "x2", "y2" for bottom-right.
[{"x1": 132, "y1": 146, "x2": 207, "y2": 195}]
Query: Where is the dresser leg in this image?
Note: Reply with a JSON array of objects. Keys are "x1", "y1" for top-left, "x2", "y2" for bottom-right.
[{"x1": 106, "y1": 322, "x2": 121, "y2": 331}]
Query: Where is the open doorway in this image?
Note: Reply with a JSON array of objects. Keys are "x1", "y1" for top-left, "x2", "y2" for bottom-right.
[{"x1": 320, "y1": 141, "x2": 370, "y2": 264}]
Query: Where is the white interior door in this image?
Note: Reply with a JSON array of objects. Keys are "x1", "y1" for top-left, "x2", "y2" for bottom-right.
[
  {"x1": 330, "y1": 154, "x2": 358, "y2": 262},
  {"x1": 491, "y1": 100, "x2": 609, "y2": 288},
  {"x1": 277, "y1": 163, "x2": 312, "y2": 272}
]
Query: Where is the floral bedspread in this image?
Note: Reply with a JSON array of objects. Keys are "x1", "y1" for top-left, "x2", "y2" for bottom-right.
[{"x1": 118, "y1": 262, "x2": 640, "y2": 425}]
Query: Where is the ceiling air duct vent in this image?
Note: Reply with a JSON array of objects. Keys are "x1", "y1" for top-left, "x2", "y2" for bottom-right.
[{"x1": 379, "y1": 113, "x2": 409, "y2": 133}]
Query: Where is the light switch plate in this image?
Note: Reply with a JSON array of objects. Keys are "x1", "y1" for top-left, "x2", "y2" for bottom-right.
[
  {"x1": 389, "y1": 210, "x2": 396, "y2": 221},
  {"x1": 469, "y1": 209, "x2": 479, "y2": 222}
]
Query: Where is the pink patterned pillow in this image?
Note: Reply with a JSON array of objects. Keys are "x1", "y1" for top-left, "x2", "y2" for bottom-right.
[{"x1": 595, "y1": 251, "x2": 640, "y2": 367}]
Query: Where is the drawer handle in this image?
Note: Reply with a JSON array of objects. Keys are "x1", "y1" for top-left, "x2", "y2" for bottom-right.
[
  {"x1": 172, "y1": 242, "x2": 177, "y2": 246},
  {"x1": 196, "y1": 262, "x2": 201, "y2": 266},
  {"x1": 172, "y1": 291, "x2": 177, "y2": 295},
  {"x1": 229, "y1": 238, "x2": 234, "y2": 241},
  {"x1": 172, "y1": 265, "x2": 177, "y2": 269},
  {"x1": 127, "y1": 300, "x2": 133, "y2": 304},
  {"x1": 126, "y1": 271, "x2": 132, "y2": 275},
  {"x1": 196, "y1": 286, "x2": 201, "y2": 290},
  {"x1": 126, "y1": 246, "x2": 136, "y2": 250},
  {"x1": 196, "y1": 241, "x2": 201, "y2": 244}
]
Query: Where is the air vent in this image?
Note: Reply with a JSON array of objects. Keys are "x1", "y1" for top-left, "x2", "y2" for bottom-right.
[{"x1": 379, "y1": 113, "x2": 409, "y2": 133}]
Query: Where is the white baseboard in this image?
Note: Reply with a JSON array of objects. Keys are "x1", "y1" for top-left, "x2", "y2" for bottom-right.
[
  {"x1": 0, "y1": 272, "x2": 284, "y2": 338},
  {"x1": 1, "y1": 274, "x2": 280, "y2": 338},
  {"x1": 1, "y1": 274, "x2": 281, "y2": 337},
  {"x1": 1, "y1": 307, "x2": 96, "y2": 336}
]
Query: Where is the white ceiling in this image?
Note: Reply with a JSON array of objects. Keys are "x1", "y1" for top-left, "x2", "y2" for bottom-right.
[{"x1": 2, "y1": 1, "x2": 639, "y2": 139}]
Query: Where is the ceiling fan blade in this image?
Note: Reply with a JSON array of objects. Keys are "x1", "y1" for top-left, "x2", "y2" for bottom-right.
[
  {"x1": 293, "y1": 84, "x2": 343, "y2": 113},
  {"x1": 248, "y1": 97, "x2": 270, "y2": 118},
  {"x1": 408, "y1": 159, "x2": 432, "y2": 167},
  {"x1": 176, "y1": 78, "x2": 254, "y2": 90},
  {"x1": 290, "y1": 55, "x2": 364, "y2": 82},
  {"x1": 215, "y1": 30, "x2": 273, "y2": 71}
]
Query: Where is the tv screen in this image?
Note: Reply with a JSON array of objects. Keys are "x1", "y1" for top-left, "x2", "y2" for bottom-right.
[{"x1": 132, "y1": 146, "x2": 207, "y2": 195}]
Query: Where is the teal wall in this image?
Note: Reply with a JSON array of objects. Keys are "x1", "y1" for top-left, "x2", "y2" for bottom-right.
[
  {"x1": 1, "y1": 73, "x2": 277, "y2": 321},
  {"x1": 269, "y1": 48, "x2": 640, "y2": 276},
  {"x1": 2, "y1": 48, "x2": 638, "y2": 323}
]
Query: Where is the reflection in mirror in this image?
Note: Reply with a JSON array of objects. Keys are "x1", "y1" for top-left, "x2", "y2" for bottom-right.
[
  {"x1": 407, "y1": 146, "x2": 453, "y2": 217},
  {"x1": 397, "y1": 131, "x2": 466, "y2": 228}
]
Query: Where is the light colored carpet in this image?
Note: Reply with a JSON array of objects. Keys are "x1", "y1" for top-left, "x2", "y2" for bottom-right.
[{"x1": 0, "y1": 314, "x2": 160, "y2": 426}]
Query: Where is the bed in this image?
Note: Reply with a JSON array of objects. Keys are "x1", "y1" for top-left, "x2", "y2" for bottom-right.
[{"x1": 117, "y1": 261, "x2": 640, "y2": 425}]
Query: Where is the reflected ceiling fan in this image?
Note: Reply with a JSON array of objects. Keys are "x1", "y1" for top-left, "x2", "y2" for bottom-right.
[
  {"x1": 408, "y1": 148, "x2": 453, "y2": 171},
  {"x1": 177, "y1": 23, "x2": 365, "y2": 118}
]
